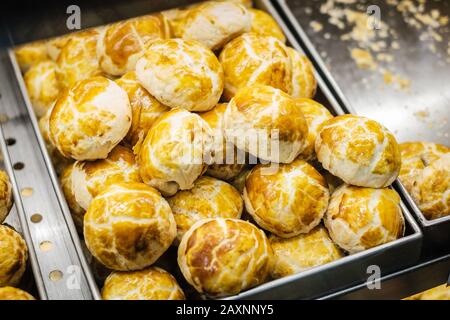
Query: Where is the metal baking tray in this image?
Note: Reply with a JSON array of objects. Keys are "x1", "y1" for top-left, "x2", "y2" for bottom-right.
[
  {"x1": 276, "y1": 0, "x2": 450, "y2": 249},
  {"x1": 4, "y1": 0, "x2": 422, "y2": 300}
]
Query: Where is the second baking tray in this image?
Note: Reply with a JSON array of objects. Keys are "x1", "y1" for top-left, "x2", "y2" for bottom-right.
[
  {"x1": 277, "y1": 0, "x2": 450, "y2": 249},
  {"x1": 8, "y1": 0, "x2": 422, "y2": 300}
]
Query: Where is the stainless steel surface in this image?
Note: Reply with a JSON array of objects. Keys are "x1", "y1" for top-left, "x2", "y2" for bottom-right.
[
  {"x1": 278, "y1": 0, "x2": 450, "y2": 246},
  {"x1": 0, "y1": 49, "x2": 100, "y2": 300}
]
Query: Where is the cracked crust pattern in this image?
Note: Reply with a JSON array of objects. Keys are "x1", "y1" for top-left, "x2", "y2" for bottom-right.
[
  {"x1": 138, "y1": 108, "x2": 213, "y2": 196},
  {"x1": 177, "y1": 218, "x2": 272, "y2": 297},
  {"x1": 72, "y1": 145, "x2": 142, "y2": 211},
  {"x1": 49, "y1": 76, "x2": 132, "y2": 160},
  {"x1": 270, "y1": 226, "x2": 343, "y2": 279},
  {"x1": 84, "y1": 182, "x2": 176, "y2": 271},
  {"x1": 136, "y1": 38, "x2": 223, "y2": 112},
  {"x1": 102, "y1": 267, "x2": 184, "y2": 300},
  {"x1": 0, "y1": 226, "x2": 28, "y2": 287},
  {"x1": 243, "y1": 159, "x2": 329, "y2": 237},
  {"x1": 167, "y1": 176, "x2": 243, "y2": 244},
  {"x1": 219, "y1": 33, "x2": 292, "y2": 100},
  {"x1": 324, "y1": 185, "x2": 405, "y2": 253},
  {"x1": 97, "y1": 14, "x2": 171, "y2": 76},
  {"x1": 315, "y1": 114, "x2": 401, "y2": 188}
]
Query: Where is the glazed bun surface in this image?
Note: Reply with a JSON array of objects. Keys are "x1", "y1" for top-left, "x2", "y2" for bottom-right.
[
  {"x1": 138, "y1": 108, "x2": 213, "y2": 196},
  {"x1": 224, "y1": 85, "x2": 308, "y2": 163},
  {"x1": 49, "y1": 76, "x2": 132, "y2": 160},
  {"x1": 56, "y1": 29, "x2": 103, "y2": 89},
  {"x1": 179, "y1": 1, "x2": 251, "y2": 50},
  {"x1": 97, "y1": 14, "x2": 171, "y2": 76},
  {"x1": 84, "y1": 182, "x2": 176, "y2": 271},
  {"x1": 249, "y1": 8, "x2": 285, "y2": 42},
  {"x1": 315, "y1": 114, "x2": 401, "y2": 188},
  {"x1": 324, "y1": 185, "x2": 405, "y2": 253},
  {"x1": 244, "y1": 159, "x2": 329, "y2": 237},
  {"x1": 0, "y1": 170, "x2": 13, "y2": 224},
  {"x1": 71, "y1": 145, "x2": 141, "y2": 211},
  {"x1": 412, "y1": 154, "x2": 450, "y2": 220},
  {"x1": 287, "y1": 48, "x2": 317, "y2": 99},
  {"x1": 200, "y1": 103, "x2": 245, "y2": 180},
  {"x1": 136, "y1": 38, "x2": 223, "y2": 112},
  {"x1": 115, "y1": 71, "x2": 169, "y2": 149},
  {"x1": 102, "y1": 267, "x2": 185, "y2": 300},
  {"x1": 270, "y1": 226, "x2": 343, "y2": 279},
  {"x1": 295, "y1": 98, "x2": 333, "y2": 161},
  {"x1": 399, "y1": 142, "x2": 449, "y2": 192},
  {"x1": 178, "y1": 218, "x2": 272, "y2": 297},
  {"x1": 0, "y1": 287, "x2": 35, "y2": 300},
  {"x1": 167, "y1": 176, "x2": 243, "y2": 243},
  {"x1": 24, "y1": 60, "x2": 60, "y2": 118},
  {"x1": 15, "y1": 41, "x2": 48, "y2": 72},
  {"x1": 0, "y1": 226, "x2": 28, "y2": 287}
]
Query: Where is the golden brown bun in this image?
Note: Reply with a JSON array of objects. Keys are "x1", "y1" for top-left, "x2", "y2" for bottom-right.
[
  {"x1": 178, "y1": 218, "x2": 272, "y2": 297},
  {"x1": 15, "y1": 41, "x2": 48, "y2": 73},
  {"x1": 84, "y1": 182, "x2": 176, "y2": 271},
  {"x1": 167, "y1": 176, "x2": 243, "y2": 243},
  {"x1": 412, "y1": 154, "x2": 450, "y2": 219},
  {"x1": 24, "y1": 60, "x2": 61, "y2": 118},
  {"x1": 295, "y1": 99, "x2": 333, "y2": 161},
  {"x1": 224, "y1": 85, "x2": 308, "y2": 163},
  {"x1": 49, "y1": 76, "x2": 132, "y2": 160},
  {"x1": 138, "y1": 108, "x2": 213, "y2": 196},
  {"x1": 0, "y1": 170, "x2": 13, "y2": 224},
  {"x1": 97, "y1": 14, "x2": 171, "y2": 76},
  {"x1": 315, "y1": 114, "x2": 401, "y2": 188},
  {"x1": 178, "y1": 1, "x2": 251, "y2": 50},
  {"x1": 136, "y1": 39, "x2": 223, "y2": 112},
  {"x1": 287, "y1": 48, "x2": 317, "y2": 99},
  {"x1": 38, "y1": 106, "x2": 73, "y2": 174},
  {"x1": 0, "y1": 287, "x2": 35, "y2": 300},
  {"x1": 0, "y1": 225, "x2": 28, "y2": 287},
  {"x1": 200, "y1": 103, "x2": 245, "y2": 180},
  {"x1": 324, "y1": 185, "x2": 405, "y2": 253},
  {"x1": 102, "y1": 267, "x2": 185, "y2": 300},
  {"x1": 270, "y1": 226, "x2": 343, "y2": 279},
  {"x1": 219, "y1": 33, "x2": 292, "y2": 100},
  {"x1": 56, "y1": 29, "x2": 103, "y2": 89},
  {"x1": 405, "y1": 284, "x2": 450, "y2": 300},
  {"x1": 249, "y1": 8, "x2": 286, "y2": 42},
  {"x1": 244, "y1": 159, "x2": 329, "y2": 237},
  {"x1": 71, "y1": 145, "x2": 141, "y2": 211},
  {"x1": 399, "y1": 142, "x2": 449, "y2": 193},
  {"x1": 115, "y1": 71, "x2": 169, "y2": 150},
  {"x1": 60, "y1": 164, "x2": 85, "y2": 232},
  {"x1": 47, "y1": 34, "x2": 71, "y2": 61}
]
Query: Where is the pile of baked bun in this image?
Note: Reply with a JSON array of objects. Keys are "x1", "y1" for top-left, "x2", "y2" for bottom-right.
[
  {"x1": 0, "y1": 171, "x2": 36, "y2": 300},
  {"x1": 14, "y1": 0, "x2": 447, "y2": 300}
]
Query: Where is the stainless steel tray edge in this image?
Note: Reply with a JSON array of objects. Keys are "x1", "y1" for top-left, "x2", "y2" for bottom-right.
[
  {"x1": 0, "y1": 117, "x2": 47, "y2": 299},
  {"x1": 3, "y1": 49, "x2": 100, "y2": 300}
]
